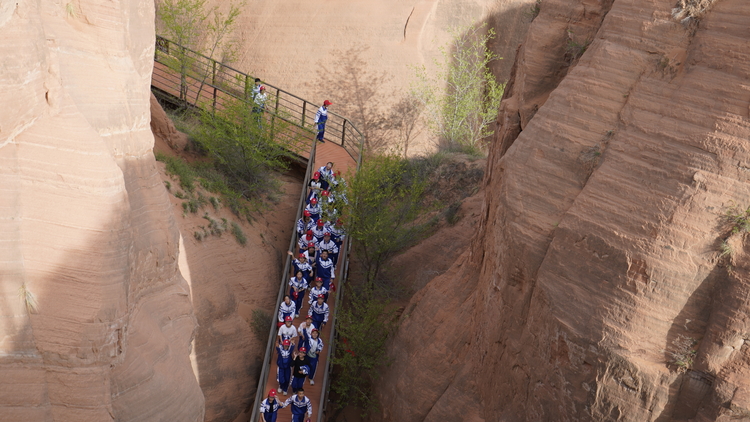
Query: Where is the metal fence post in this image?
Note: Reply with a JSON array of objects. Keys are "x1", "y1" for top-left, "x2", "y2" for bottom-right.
[
  {"x1": 341, "y1": 120, "x2": 347, "y2": 147},
  {"x1": 211, "y1": 60, "x2": 218, "y2": 114}
]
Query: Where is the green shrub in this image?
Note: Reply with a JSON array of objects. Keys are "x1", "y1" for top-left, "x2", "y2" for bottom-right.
[{"x1": 231, "y1": 222, "x2": 247, "y2": 246}]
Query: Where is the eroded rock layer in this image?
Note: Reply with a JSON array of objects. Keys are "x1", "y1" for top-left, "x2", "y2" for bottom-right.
[
  {"x1": 0, "y1": 1, "x2": 203, "y2": 420},
  {"x1": 377, "y1": 0, "x2": 750, "y2": 420}
]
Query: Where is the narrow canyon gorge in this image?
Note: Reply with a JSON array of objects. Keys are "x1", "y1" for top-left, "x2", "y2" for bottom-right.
[{"x1": 3, "y1": 0, "x2": 750, "y2": 421}]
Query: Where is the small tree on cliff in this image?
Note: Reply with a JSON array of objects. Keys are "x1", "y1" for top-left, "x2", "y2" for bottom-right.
[
  {"x1": 412, "y1": 24, "x2": 505, "y2": 152},
  {"x1": 156, "y1": 0, "x2": 243, "y2": 104}
]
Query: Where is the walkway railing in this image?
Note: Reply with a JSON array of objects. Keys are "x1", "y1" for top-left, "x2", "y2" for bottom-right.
[
  {"x1": 150, "y1": 35, "x2": 364, "y2": 422},
  {"x1": 152, "y1": 35, "x2": 364, "y2": 164}
]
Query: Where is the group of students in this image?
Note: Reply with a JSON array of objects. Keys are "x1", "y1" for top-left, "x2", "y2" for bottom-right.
[
  {"x1": 251, "y1": 77, "x2": 333, "y2": 143},
  {"x1": 260, "y1": 162, "x2": 347, "y2": 422}
]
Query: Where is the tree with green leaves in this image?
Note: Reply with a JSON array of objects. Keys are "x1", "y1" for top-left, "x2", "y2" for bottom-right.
[
  {"x1": 156, "y1": 0, "x2": 243, "y2": 103},
  {"x1": 412, "y1": 24, "x2": 505, "y2": 152},
  {"x1": 191, "y1": 97, "x2": 293, "y2": 198},
  {"x1": 340, "y1": 154, "x2": 428, "y2": 285}
]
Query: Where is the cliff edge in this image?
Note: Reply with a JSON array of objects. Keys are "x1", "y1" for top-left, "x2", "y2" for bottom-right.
[{"x1": 376, "y1": 0, "x2": 750, "y2": 420}]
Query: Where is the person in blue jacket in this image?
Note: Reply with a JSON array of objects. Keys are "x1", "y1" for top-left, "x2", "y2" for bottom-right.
[
  {"x1": 311, "y1": 219, "x2": 327, "y2": 242},
  {"x1": 284, "y1": 389, "x2": 313, "y2": 422},
  {"x1": 307, "y1": 294, "x2": 329, "y2": 330},
  {"x1": 289, "y1": 271, "x2": 308, "y2": 317},
  {"x1": 317, "y1": 232, "x2": 339, "y2": 265},
  {"x1": 304, "y1": 197, "x2": 321, "y2": 221},
  {"x1": 315, "y1": 249, "x2": 335, "y2": 290},
  {"x1": 289, "y1": 252, "x2": 313, "y2": 282},
  {"x1": 278, "y1": 295, "x2": 296, "y2": 324},
  {"x1": 260, "y1": 389, "x2": 286, "y2": 422},
  {"x1": 296, "y1": 210, "x2": 314, "y2": 238},
  {"x1": 303, "y1": 328, "x2": 324, "y2": 385},
  {"x1": 313, "y1": 100, "x2": 332, "y2": 143},
  {"x1": 276, "y1": 339, "x2": 295, "y2": 395}
]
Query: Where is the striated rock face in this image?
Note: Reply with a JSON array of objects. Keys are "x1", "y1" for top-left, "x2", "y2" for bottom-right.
[
  {"x1": 377, "y1": 0, "x2": 750, "y2": 421},
  {"x1": 0, "y1": 1, "x2": 204, "y2": 421}
]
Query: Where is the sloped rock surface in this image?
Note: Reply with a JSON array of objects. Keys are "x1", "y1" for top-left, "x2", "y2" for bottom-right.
[
  {"x1": 0, "y1": 1, "x2": 203, "y2": 420},
  {"x1": 377, "y1": 0, "x2": 750, "y2": 420}
]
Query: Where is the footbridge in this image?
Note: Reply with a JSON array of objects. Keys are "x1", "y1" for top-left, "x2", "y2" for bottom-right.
[{"x1": 150, "y1": 36, "x2": 363, "y2": 422}]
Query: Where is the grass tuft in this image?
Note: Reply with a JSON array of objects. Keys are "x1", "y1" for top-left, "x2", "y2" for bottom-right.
[{"x1": 231, "y1": 222, "x2": 247, "y2": 246}]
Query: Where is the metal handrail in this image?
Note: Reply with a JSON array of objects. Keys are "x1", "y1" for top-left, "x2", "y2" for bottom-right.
[
  {"x1": 151, "y1": 35, "x2": 367, "y2": 421},
  {"x1": 248, "y1": 139, "x2": 318, "y2": 422},
  {"x1": 153, "y1": 35, "x2": 365, "y2": 163}
]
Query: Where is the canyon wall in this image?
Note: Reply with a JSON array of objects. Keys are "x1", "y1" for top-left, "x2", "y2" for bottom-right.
[
  {"x1": 0, "y1": 1, "x2": 204, "y2": 420},
  {"x1": 225, "y1": 0, "x2": 535, "y2": 154},
  {"x1": 377, "y1": 0, "x2": 750, "y2": 420}
]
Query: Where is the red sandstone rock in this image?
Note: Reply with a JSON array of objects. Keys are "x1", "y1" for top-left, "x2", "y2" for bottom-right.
[
  {"x1": 0, "y1": 0, "x2": 204, "y2": 420},
  {"x1": 376, "y1": 0, "x2": 750, "y2": 420}
]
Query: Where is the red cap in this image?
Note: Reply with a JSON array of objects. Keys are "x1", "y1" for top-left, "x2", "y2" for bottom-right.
[
  {"x1": 313, "y1": 172, "x2": 320, "y2": 180},
  {"x1": 259, "y1": 85, "x2": 266, "y2": 91},
  {"x1": 283, "y1": 339, "x2": 291, "y2": 346},
  {"x1": 303, "y1": 210, "x2": 311, "y2": 217},
  {"x1": 299, "y1": 253, "x2": 306, "y2": 259},
  {"x1": 311, "y1": 328, "x2": 318, "y2": 332},
  {"x1": 322, "y1": 190, "x2": 330, "y2": 196},
  {"x1": 305, "y1": 235, "x2": 313, "y2": 242},
  {"x1": 323, "y1": 100, "x2": 332, "y2": 106},
  {"x1": 307, "y1": 244, "x2": 315, "y2": 249},
  {"x1": 269, "y1": 390, "x2": 277, "y2": 397},
  {"x1": 306, "y1": 229, "x2": 313, "y2": 235},
  {"x1": 285, "y1": 316, "x2": 293, "y2": 322},
  {"x1": 317, "y1": 294, "x2": 325, "y2": 299},
  {"x1": 315, "y1": 277, "x2": 322, "y2": 282},
  {"x1": 299, "y1": 347, "x2": 307, "y2": 352},
  {"x1": 317, "y1": 220, "x2": 325, "y2": 226},
  {"x1": 310, "y1": 198, "x2": 318, "y2": 205},
  {"x1": 324, "y1": 232, "x2": 331, "y2": 236}
]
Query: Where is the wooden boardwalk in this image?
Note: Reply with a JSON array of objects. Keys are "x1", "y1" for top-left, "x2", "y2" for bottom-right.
[{"x1": 150, "y1": 50, "x2": 360, "y2": 422}]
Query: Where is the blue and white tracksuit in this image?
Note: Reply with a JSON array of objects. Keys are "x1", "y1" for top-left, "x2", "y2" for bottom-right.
[
  {"x1": 316, "y1": 256, "x2": 335, "y2": 289},
  {"x1": 276, "y1": 344, "x2": 294, "y2": 393},
  {"x1": 317, "y1": 239, "x2": 339, "y2": 265},
  {"x1": 289, "y1": 276, "x2": 308, "y2": 314},
  {"x1": 329, "y1": 224, "x2": 346, "y2": 247},
  {"x1": 307, "y1": 180, "x2": 321, "y2": 204},
  {"x1": 308, "y1": 286, "x2": 328, "y2": 304},
  {"x1": 304, "y1": 202, "x2": 321, "y2": 221},
  {"x1": 311, "y1": 225, "x2": 327, "y2": 242},
  {"x1": 297, "y1": 322, "x2": 315, "y2": 346},
  {"x1": 296, "y1": 217, "x2": 315, "y2": 237},
  {"x1": 278, "y1": 301, "x2": 297, "y2": 323},
  {"x1": 314, "y1": 106, "x2": 328, "y2": 141},
  {"x1": 297, "y1": 236, "x2": 317, "y2": 255},
  {"x1": 303, "y1": 331, "x2": 324, "y2": 381},
  {"x1": 292, "y1": 258, "x2": 313, "y2": 282},
  {"x1": 303, "y1": 249, "x2": 317, "y2": 263},
  {"x1": 308, "y1": 301, "x2": 329, "y2": 330},
  {"x1": 317, "y1": 165, "x2": 333, "y2": 190},
  {"x1": 260, "y1": 398, "x2": 285, "y2": 422},
  {"x1": 284, "y1": 395, "x2": 313, "y2": 422}
]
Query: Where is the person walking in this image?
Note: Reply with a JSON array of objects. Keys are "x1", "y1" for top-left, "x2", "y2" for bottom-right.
[
  {"x1": 297, "y1": 230, "x2": 317, "y2": 255},
  {"x1": 317, "y1": 162, "x2": 334, "y2": 190},
  {"x1": 308, "y1": 278, "x2": 328, "y2": 304},
  {"x1": 276, "y1": 339, "x2": 295, "y2": 395},
  {"x1": 307, "y1": 172, "x2": 322, "y2": 204},
  {"x1": 318, "y1": 232, "x2": 339, "y2": 265},
  {"x1": 260, "y1": 390, "x2": 286, "y2": 422},
  {"x1": 296, "y1": 210, "x2": 315, "y2": 238},
  {"x1": 278, "y1": 295, "x2": 296, "y2": 325},
  {"x1": 303, "y1": 328, "x2": 324, "y2": 385},
  {"x1": 297, "y1": 316, "x2": 315, "y2": 346},
  {"x1": 289, "y1": 271, "x2": 308, "y2": 317},
  {"x1": 291, "y1": 347, "x2": 310, "y2": 393},
  {"x1": 252, "y1": 85, "x2": 268, "y2": 129},
  {"x1": 278, "y1": 316, "x2": 297, "y2": 343},
  {"x1": 313, "y1": 100, "x2": 332, "y2": 143},
  {"x1": 251, "y1": 77, "x2": 262, "y2": 99},
  {"x1": 315, "y1": 249, "x2": 335, "y2": 290},
  {"x1": 307, "y1": 294, "x2": 329, "y2": 330},
  {"x1": 283, "y1": 389, "x2": 313, "y2": 422},
  {"x1": 311, "y1": 219, "x2": 327, "y2": 242},
  {"x1": 304, "y1": 197, "x2": 321, "y2": 221},
  {"x1": 289, "y1": 252, "x2": 313, "y2": 282}
]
